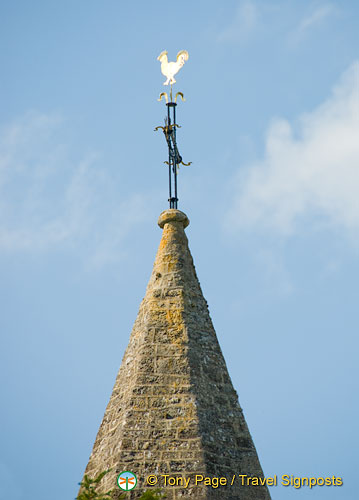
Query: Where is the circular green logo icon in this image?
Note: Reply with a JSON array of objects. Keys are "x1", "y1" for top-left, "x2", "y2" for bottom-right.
[{"x1": 117, "y1": 471, "x2": 137, "y2": 491}]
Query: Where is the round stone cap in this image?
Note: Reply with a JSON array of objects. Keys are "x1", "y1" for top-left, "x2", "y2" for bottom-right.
[{"x1": 158, "y1": 209, "x2": 190, "y2": 229}]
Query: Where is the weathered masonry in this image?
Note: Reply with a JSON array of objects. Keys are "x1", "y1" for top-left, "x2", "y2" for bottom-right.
[{"x1": 80, "y1": 209, "x2": 271, "y2": 499}]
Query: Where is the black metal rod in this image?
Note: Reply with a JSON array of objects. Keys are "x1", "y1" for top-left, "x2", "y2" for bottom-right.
[
  {"x1": 166, "y1": 101, "x2": 179, "y2": 209},
  {"x1": 167, "y1": 104, "x2": 172, "y2": 206},
  {"x1": 173, "y1": 104, "x2": 178, "y2": 209}
]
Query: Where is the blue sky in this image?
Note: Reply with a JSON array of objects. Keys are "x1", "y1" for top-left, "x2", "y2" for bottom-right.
[{"x1": 0, "y1": 1, "x2": 358, "y2": 499}]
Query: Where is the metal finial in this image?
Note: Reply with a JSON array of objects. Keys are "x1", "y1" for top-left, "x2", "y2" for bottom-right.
[{"x1": 155, "y1": 50, "x2": 191, "y2": 209}]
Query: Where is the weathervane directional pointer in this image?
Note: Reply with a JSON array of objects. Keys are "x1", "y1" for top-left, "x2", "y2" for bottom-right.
[{"x1": 155, "y1": 50, "x2": 191, "y2": 209}]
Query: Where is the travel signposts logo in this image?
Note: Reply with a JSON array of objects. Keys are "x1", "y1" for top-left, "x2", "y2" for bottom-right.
[{"x1": 117, "y1": 471, "x2": 137, "y2": 491}]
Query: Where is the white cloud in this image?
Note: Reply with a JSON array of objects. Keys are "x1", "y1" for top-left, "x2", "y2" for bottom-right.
[
  {"x1": 288, "y1": 3, "x2": 336, "y2": 45},
  {"x1": 0, "y1": 111, "x2": 149, "y2": 267},
  {"x1": 227, "y1": 61, "x2": 359, "y2": 240},
  {"x1": 217, "y1": 0, "x2": 258, "y2": 43},
  {"x1": 297, "y1": 4, "x2": 335, "y2": 33}
]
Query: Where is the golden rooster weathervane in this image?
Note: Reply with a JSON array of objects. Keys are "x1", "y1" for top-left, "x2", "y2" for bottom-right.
[
  {"x1": 155, "y1": 50, "x2": 191, "y2": 209},
  {"x1": 158, "y1": 50, "x2": 189, "y2": 86}
]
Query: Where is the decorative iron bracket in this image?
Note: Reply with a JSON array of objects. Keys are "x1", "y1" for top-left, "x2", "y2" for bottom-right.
[{"x1": 155, "y1": 87, "x2": 191, "y2": 209}]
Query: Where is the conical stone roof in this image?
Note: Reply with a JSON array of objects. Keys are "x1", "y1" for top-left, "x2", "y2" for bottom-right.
[{"x1": 81, "y1": 209, "x2": 271, "y2": 500}]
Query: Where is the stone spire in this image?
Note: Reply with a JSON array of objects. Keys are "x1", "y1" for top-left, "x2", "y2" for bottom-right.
[{"x1": 81, "y1": 209, "x2": 271, "y2": 500}]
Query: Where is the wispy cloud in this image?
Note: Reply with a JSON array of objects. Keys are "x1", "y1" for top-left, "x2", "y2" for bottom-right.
[
  {"x1": 298, "y1": 4, "x2": 335, "y2": 33},
  {"x1": 289, "y1": 3, "x2": 336, "y2": 45},
  {"x1": 217, "y1": 0, "x2": 258, "y2": 44},
  {"x1": 226, "y1": 61, "x2": 359, "y2": 242},
  {"x1": 0, "y1": 111, "x2": 149, "y2": 267}
]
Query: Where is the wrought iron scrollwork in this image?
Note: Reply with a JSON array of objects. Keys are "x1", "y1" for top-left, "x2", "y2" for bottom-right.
[{"x1": 156, "y1": 83, "x2": 191, "y2": 207}]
